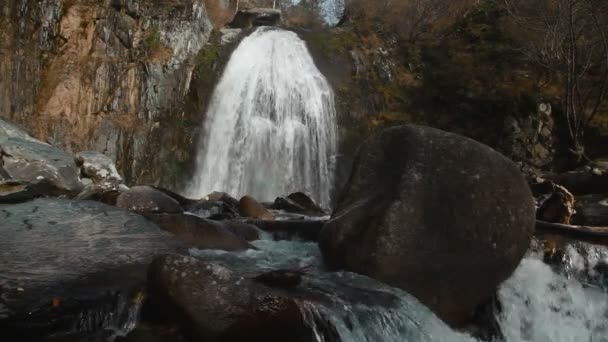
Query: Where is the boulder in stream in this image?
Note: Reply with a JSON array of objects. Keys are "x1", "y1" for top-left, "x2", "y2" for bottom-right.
[
  {"x1": 319, "y1": 125, "x2": 536, "y2": 327},
  {"x1": 116, "y1": 185, "x2": 183, "y2": 214},
  {"x1": 239, "y1": 195, "x2": 274, "y2": 220},
  {"x1": 147, "y1": 254, "x2": 335, "y2": 342}
]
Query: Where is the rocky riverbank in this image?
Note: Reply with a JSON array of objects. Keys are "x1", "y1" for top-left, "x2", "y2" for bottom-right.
[{"x1": 3, "y1": 116, "x2": 607, "y2": 341}]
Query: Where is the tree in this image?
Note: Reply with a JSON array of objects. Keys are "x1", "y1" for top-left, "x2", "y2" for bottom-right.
[{"x1": 503, "y1": 0, "x2": 608, "y2": 161}]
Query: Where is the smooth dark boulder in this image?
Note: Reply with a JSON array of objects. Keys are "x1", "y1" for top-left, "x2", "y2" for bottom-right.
[
  {"x1": 144, "y1": 213, "x2": 253, "y2": 251},
  {"x1": 0, "y1": 137, "x2": 83, "y2": 194},
  {"x1": 239, "y1": 195, "x2": 274, "y2": 220},
  {"x1": 0, "y1": 179, "x2": 70, "y2": 203},
  {"x1": 223, "y1": 220, "x2": 262, "y2": 241},
  {"x1": 0, "y1": 199, "x2": 184, "y2": 339},
  {"x1": 147, "y1": 255, "x2": 333, "y2": 342},
  {"x1": 319, "y1": 125, "x2": 535, "y2": 326},
  {"x1": 116, "y1": 185, "x2": 183, "y2": 214},
  {"x1": 272, "y1": 192, "x2": 326, "y2": 216}
]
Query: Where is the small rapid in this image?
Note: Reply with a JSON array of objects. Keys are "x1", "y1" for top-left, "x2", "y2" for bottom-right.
[
  {"x1": 189, "y1": 236, "x2": 608, "y2": 342},
  {"x1": 188, "y1": 27, "x2": 337, "y2": 207}
]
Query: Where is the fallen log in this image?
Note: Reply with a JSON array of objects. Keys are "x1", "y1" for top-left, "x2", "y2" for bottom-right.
[{"x1": 536, "y1": 220, "x2": 608, "y2": 246}]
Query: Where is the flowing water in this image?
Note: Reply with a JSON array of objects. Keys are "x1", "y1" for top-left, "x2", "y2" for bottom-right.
[
  {"x1": 188, "y1": 27, "x2": 337, "y2": 207},
  {"x1": 183, "y1": 26, "x2": 608, "y2": 342},
  {"x1": 188, "y1": 237, "x2": 608, "y2": 342}
]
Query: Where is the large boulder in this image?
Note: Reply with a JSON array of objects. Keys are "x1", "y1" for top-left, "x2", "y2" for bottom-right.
[
  {"x1": 0, "y1": 198, "x2": 184, "y2": 340},
  {"x1": 116, "y1": 185, "x2": 183, "y2": 214},
  {"x1": 319, "y1": 125, "x2": 535, "y2": 326},
  {"x1": 239, "y1": 195, "x2": 274, "y2": 220},
  {"x1": 0, "y1": 136, "x2": 83, "y2": 195},
  {"x1": 146, "y1": 255, "x2": 334, "y2": 342}
]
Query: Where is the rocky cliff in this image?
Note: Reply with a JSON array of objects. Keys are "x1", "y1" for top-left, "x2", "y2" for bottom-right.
[{"x1": 0, "y1": 0, "x2": 221, "y2": 188}]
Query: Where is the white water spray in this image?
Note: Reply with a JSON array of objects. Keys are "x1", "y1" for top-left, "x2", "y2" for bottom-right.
[{"x1": 187, "y1": 27, "x2": 337, "y2": 207}]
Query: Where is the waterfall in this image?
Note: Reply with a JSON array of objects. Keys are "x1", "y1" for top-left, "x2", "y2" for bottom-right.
[{"x1": 187, "y1": 27, "x2": 337, "y2": 207}]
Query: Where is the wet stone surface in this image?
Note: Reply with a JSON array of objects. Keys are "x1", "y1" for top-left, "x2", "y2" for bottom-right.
[{"x1": 0, "y1": 198, "x2": 185, "y2": 338}]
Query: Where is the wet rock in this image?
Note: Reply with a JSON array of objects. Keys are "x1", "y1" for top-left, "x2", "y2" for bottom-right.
[
  {"x1": 246, "y1": 219, "x2": 325, "y2": 241},
  {"x1": 573, "y1": 194, "x2": 608, "y2": 226},
  {"x1": 147, "y1": 254, "x2": 332, "y2": 342},
  {"x1": 75, "y1": 184, "x2": 123, "y2": 205},
  {"x1": 207, "y1": 191, "x2": 240, "y2": 209},
  {"x1": 144, "y1": 213, "x2": 253, "y2": 251},
  {"x1": 75, "y1": 151, "x2": 122, "y2": 186},
  {"x1": 319, "y1": 125, "x2": 535, "y2": 327},
  {"x1": 0, "y1": 137, "x2": 83, "y2": 195},
  {"x1": 116, "y1": 185, "x2": 183, "y2": 214},
  {"x1": 220, "y1": 28, "x2": 243, "y2": 45},
  {"x1": 239, "y1": 195, "x2": 274, "y2": 220},
  {"x1": 272, "y1": 192, "x2": 326, "y2": 216},
  {"x1": 189, "y1": 200, "x2": 239, "y2": 220},
  {"x1": 223, "y1": 220, "x2": 262, "y2": 241},
  {"x1": 0, "y1": 198, "x2": 184, "y2": 339},
  {"x1": 537, "y1": 183, "x2": 575, "y2": 224},
  {"x1": 0, "y1": 179, "x2": 70, "y2": 203},
  {"x1": 152, "y1": 186, "x2": 200, "y2": 208}
]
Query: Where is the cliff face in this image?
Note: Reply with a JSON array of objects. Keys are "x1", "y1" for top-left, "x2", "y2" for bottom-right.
[{"x1": 0, "y1": 0, "x2": 216, "y2": 188}]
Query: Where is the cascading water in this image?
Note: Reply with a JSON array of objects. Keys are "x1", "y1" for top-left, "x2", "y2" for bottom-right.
[
  {"x1": 188, "y1": 27, "x2": 337, "y2": 207},
  {"x1": 188, "y1": 236, "x2": 608, "y2": 342}
]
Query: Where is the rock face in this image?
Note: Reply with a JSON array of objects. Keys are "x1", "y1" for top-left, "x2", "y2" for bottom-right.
[
  {"x1": 319, "y1": 125, "x2": 536, "y2": 326},
  {"x1": 229, "y1": 8, "x2": 282, "y2": 28},
  {"x1": 0, "y1": 134, "x2": 83, "y2": 194},
  {"x1": 501, "y1": 103, "x2": 556, "y2": 175},
  {"x1": 116, "y1": 185, "x2": 183, "y2": 214},
  {"x1": 0, "y1": 0, "x2": 213, "y2": 187},
  {"x1": 0, "y1": 198, "x2": 184, "y2": 339},
  {"x1": 147, "y1": 255, "x2": 328, "y2": 342}
]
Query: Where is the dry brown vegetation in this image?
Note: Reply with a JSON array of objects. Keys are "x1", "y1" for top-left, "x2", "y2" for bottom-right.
[{"x1": 344, "y1": 0, "x2": 479, "y2": 42}]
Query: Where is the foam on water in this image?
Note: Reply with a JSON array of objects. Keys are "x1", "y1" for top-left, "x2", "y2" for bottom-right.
[{"x1": 497, "y1": 244, "x2": 608, "y2": 342}]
